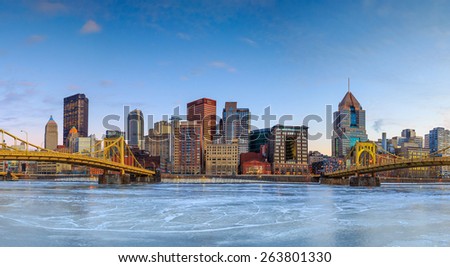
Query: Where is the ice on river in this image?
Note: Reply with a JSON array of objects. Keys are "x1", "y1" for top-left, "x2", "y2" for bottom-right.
[{"x1": 1, "y1": 181, "x2": 450, "y2": 246}]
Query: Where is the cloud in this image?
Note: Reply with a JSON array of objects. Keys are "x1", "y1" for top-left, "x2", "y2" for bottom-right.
[
  {"x1": 80, "y1": 19, "x2": 102, "y2": 34},
  {"x1": 176, "y1": 32, "x2": 191, "y2": 40},
  {"x1": 210, "y1": 61, "x2": 226, "y2": 68},
  {"x1": 0, "y1": 117, "x2": 16, "y2": 123},
  {"x1": 190, "y1": 68, "x2": 203, "y2": 76},
  {"x1": 372, "y1": 119, "x2": 384, "y2": 133},
  {"x1": 42, "y1": 96, "x2": 59, "y2": 105},
  {"x1": 100, "y1": 80, "x2": 113, "y2": 87},
  {"x1": 210, "y1": 61, "x2": 236, "y2": 73},
  {"x1": 0, "y1": 80, "x2": 38, "y2": 90},
  {"x1": 36, "y1": 0, "x2": 67, "y2": 14},
  {"x1": 27, "y1": 34, "x2": 46, "y2": 44},
  {"x1": 180, "y1": 68, "x2": 204, "y2": 81},
  {"x1": 240, "y1": 37, "x2": 257, "y2": 47},
  {"x1": 2, "y1": 91, "x2": 22, "y2": 103},
  {"x1": 67, "y1": 84, "x2": 81, "y2": 91},
  {"x1": 0, "y1": 81, "x2": 39, "y2": 108}
]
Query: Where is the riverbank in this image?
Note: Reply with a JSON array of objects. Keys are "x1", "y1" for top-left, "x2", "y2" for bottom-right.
[
  {"x1": 3, "y1": 173, "x2": 450, "y2": 184},
  {"x1": 161, "y1": 174, "x2": 320, "y2": 183},
  {"x1": 379, "y1": 177, "x2": 450, "y2": 183},
  {"x1": 161, "y1": 174, "x2": 450, "y2": 184}
]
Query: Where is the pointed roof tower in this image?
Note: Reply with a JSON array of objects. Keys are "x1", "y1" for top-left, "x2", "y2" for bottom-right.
[
  {"x1": 47, "y1": 115, "x2": 56, "y2": 124},
  {"x1": 338, "y1": 78, "x2": 362, "y2": 111}
]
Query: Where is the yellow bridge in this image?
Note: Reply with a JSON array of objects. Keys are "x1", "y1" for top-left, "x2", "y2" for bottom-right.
[
  {"x1": 323, "y1": 141, "x2": 450, "y2": 180},
  {"x1": 325, "y1": 156, "x2": 450, "y2": 178},
  {"x1": 0, "y1": 129, "x2": 155, "y2": 180},
  {"x1": 0, "y1": 172, "x2": 19, "y2": 180}
]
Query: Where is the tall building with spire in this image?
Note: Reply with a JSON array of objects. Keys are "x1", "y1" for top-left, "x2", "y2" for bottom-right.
[
  {"x1": 332, "y1": 80, "x2": 368, "y2": 158},
  {"x1": 44, "y1": 115, "x2": 58, "y2": 150}
]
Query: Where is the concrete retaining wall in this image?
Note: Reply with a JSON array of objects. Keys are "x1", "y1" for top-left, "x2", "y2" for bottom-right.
[
  {"x1": 162, "y1": 174, "x2": 319, "y2": 183},
  {"x1": 349, "y1": 176, "x2": 380, "y2": 187},
  {"x1": 320, "y1": 176, "x2": 381, "y2": 186},
  {"x1": 320, "y1": 177, "x2": 349, "y2": 186}
]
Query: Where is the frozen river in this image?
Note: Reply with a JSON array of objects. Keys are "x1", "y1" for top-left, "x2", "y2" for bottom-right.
[{"x1": 1, "y1": 180, "x2": 450, "y2": 246}]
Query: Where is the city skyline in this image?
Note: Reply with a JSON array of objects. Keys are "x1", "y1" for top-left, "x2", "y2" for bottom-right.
[{"x1": 2, "y1": 1, "x2": 450, "y2": 154}]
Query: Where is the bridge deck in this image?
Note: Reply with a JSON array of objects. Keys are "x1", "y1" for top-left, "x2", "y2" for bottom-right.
[
  {"x1": 0, "y1": 151, "x2": 155, "y2": 177},
  {"x1": 324, "y1": 156, "x2": 450, "y2": 178}
]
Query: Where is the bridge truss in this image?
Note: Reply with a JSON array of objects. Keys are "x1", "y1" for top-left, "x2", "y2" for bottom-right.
[
  {"x1": 324, "y1": 141, "x2": 450, "y2": 178},
  {"x1": 0, "y1": 129, "x2": 155, "y2": 177}
]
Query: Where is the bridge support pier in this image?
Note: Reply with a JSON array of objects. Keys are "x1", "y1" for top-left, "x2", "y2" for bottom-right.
[
  {"x1": 319, "y1": 177, "x2": 349, "y2": 185},
  {"x1": 133, "y1": 170, "x2": 161, "y2": 183},
  {"x1": 98, "y1": 174, "x2": 131, "y2": 185},
  {"x1": 349, "y1": 176, "x2": 380, "y2": 187},
  {"x1": 135, "y1": 176, "x2": 159, "y2": 183},
  {"x1": 98, "y1": 170, "x2": 160, "y2": 184},
  {"x1": 320, "y1": 176, "x2": 380, "y2": 187}
]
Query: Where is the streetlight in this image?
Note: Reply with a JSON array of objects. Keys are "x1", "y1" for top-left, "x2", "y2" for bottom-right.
[{"x1": 20, "y1": 130, "x2": 28, "y2": 153}]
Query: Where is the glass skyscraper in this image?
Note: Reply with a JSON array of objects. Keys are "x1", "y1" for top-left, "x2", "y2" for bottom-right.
[
  {"x1": 63, "y1": 93, "x2": 88, "y2": 146},
  {"x1": 127, "y1": 109, "x2": 144, "y2": 149},
  {"x1": 332, "y1": 89, "x2": 368, "y2": 158},
  {"x1": 222, "y1": 102, "x2": 250, "y2": 156}
]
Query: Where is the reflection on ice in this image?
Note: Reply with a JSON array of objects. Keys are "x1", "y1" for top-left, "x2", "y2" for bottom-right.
[{"x1": 1, "y1": 181, "x2": 450, "y2": 246}]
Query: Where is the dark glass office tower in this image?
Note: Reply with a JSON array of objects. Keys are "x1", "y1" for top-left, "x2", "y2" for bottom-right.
[{"x1": 63, "y1": 93, "x2": 88, "y2": 145}]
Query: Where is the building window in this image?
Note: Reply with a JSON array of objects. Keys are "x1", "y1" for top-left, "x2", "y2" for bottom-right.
[{"x1": 350, "y1": 106, "x2": 357, "y2": 127}]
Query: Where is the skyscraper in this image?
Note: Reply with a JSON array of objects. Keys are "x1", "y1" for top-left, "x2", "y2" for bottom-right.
[
  {"x1": 429, "y1": 127, "x2": 450, "y2": 155},
  {"x1": 63, "y1": 93, "x2": 88, "y2": 145},
  {"x1": 187, "y1": 98, "x2": 216, "y2": 142},
  {"x1": 429, "y1": 127, "x2": 450, "y2": 176},
  {"x1": 67, "y1": 126, "x2": 79, "y2": 153},
  {"x1": 332, "y1": 85, "x2": 368, "y2": 158},
  {"x1": 44, "y1": 115, "x2": 58, "y2": 150},
  {"x1": 401, "y1": 129, "x2": 416, "y2": 139},
  {"x1": 127, "y1": 109, "x2": 144, "y2": 149},
  {"x1": 145, "y1": 121, "x2": 171, "y2": 172},
  {"x1": 172, "y1": 121, "x2": 203, "y2": 174},
  {"x1": 381, "y1": 132, "x2": 387, "y2": 151},
  {"x1": 424, "y1": 134, "x2": 430, "y2": 149},
  {"x1": 222, "y1": 102, "x2": 250, "y2": 156},
  {"x1": 249, "y1": 128, "x2": 271, "y2": 154},
  {"x1": 400, "y1": 128, "x2": 423, "y2": 148}
]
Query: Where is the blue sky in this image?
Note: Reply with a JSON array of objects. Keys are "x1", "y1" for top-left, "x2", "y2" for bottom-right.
[{"x1": 1, "y1": 0, "x2": 450, "y2": 155}]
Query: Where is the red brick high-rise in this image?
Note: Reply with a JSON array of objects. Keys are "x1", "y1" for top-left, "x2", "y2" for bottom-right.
[
  {"x1": 187, "y1": 98, "x2": 217, "y2": 142},
  {"x1": 172, "y1": 121, "x2": 203, "y2": 174}
]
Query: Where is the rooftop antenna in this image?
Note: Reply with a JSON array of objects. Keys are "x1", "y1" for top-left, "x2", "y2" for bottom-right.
[{"x1": 348, "y1": 77, "x2": 350, "y2": 93}]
